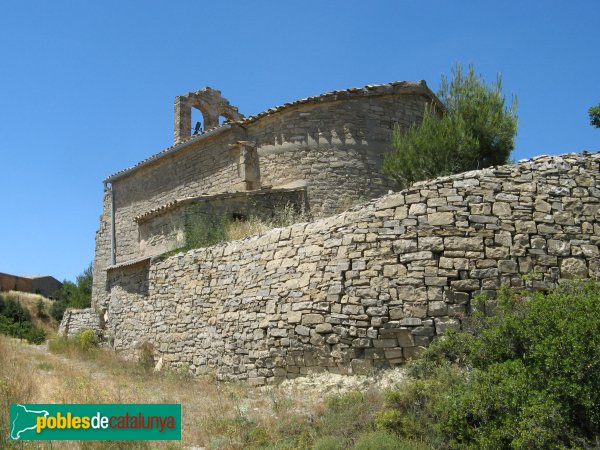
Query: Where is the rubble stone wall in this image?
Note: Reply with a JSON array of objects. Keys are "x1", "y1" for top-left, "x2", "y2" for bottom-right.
[
  {"x1": 58, "y1": 308, "x2": 101, "y2": 338},
  {"x1": 92, "y1": 82, "x2": 436, "y2": 310},
  {"x1": 104, "y1": 152, "x2": 600, "y2": 384},
  {"x1": 248, "y1": 92, "x2": 429, "y2": 215},
  {"x1": 137, "y1": 188, "x2": 307, "y2": 257}
]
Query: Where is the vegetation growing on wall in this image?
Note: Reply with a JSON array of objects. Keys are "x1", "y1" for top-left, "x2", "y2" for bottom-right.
[
  {"x1": 383, "y1": 64, "x2": 518, "y2": 188},
  {"x1": 175, "y1": 202, "x2": 310, "y2": 254}
]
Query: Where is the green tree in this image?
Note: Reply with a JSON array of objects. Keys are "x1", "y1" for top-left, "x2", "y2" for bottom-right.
[
  {"x1": 36, "y1": 298, "x2": 46, "y2": 318},
  {"x1": 383, "y1": 64, "x2": 518, "y2": 188},
  {"x1": 50, "y1": 263, "x2": 93, "y2": 321},
  {"x1": 589, "y1": 103, "x2": 600, "y2": 128}
]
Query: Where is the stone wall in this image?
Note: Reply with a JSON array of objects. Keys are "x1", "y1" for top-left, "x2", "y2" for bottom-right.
[
  {"x1": 103, "y1": 152, "x2": 600, "y2": 385},
  {"x1": 58, "y1": 308, "x2": 101, "y2": 338},
  {"x1": 137, "y1": 188, "x2": 307, "y2": 257},
  {"x1": 112, "y1": 126, "x2": 246, "y2": 264},
  {"x1": 92, "y1": 81, "x2": 437, "y2": 309},
  {"x1": 92, "y1": 189, "x2": 112, "y2": 311},
  {"x1": 248, "y1": 90, "x2": 430, "y2": 216}
]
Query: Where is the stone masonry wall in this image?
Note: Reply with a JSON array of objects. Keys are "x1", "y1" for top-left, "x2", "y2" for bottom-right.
[
  {"x1": 92, "y1": 82, "x2": 437, "y2": 311},
  {"x1": 58, "y1": 308, "x2": 101, "y2": 338},
  {"x1": 104, "y1": 152, "x2": 600, "y2": 385},
  {"x1": 112, "y1": 126, "x2": 246, "y2": 265},
  {"x1": 137, "y1": 188, "x2": 307, "y2": 257},
  {"x1": 249, "y1": 92, "x2": 429, "y2": 216},
  {"x1": 92, "y1": 189, "x2": 112, "y2": 311}
]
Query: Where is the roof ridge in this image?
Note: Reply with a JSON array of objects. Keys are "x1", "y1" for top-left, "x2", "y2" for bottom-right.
[{"x1": 104, "y1": 80, "x2": 439, "y2": 183}]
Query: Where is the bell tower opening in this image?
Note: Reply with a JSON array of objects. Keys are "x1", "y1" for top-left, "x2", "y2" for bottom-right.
[{"x1": 173, "y1": 87, "x2": 244, "y2": 144}]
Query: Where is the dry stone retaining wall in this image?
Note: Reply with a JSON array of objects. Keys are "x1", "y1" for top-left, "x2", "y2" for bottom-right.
[
  {"x1": 58, "y1": 308, "x2": 101, "y2": 338},
  {"x1": 103, "y1": 152, "x2": 599, "y2": 384}
]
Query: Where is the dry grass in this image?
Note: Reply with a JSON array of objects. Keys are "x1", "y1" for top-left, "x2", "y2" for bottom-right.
[
  {"x1": 227, "y1": 218, "x2": 274, "y2": 241},
  {"x1": 2, "y1": 335, "x2": 381, "y2": 449},
  {"x1": 227, "y1": 203, "x2": 311, "y2": 242},
  {"x1": 3, "y1": 290, "x2": 58, "y2": 335}
]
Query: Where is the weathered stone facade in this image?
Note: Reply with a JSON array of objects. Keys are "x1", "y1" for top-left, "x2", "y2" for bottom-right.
[
  {"x1": 91, "y1": 81, "x2": 440, "y2": 310},
  {"x1": 100, "y1": 152, "x2": 599, "y2": 385},
  {"x1": 137, "y1": 188, "x2": 306, "y2": 258},
  {"x1": 58, "y1": 308, "x2": 101, "y2": 338}
]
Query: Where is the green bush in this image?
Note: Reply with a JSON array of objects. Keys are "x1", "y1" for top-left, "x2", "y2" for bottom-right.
[
  {"x1": 36, "y1": 299, "x2": 46, "y2": 318},
  {"x1": 589, "y1": 103, "x2": 600, "y2": 128},
  {"x1": 184, "y1": 211, "x2": 230, "y2": 250},
  {"x1": 353, "y1": 430, "x2": 428, "y2": 450},
  {"x1": 50, "y1": 263, "x2": 93, "y2": 321},
  {"x1": 77, "y1": 329, "x2": 99, "y2": 351},
  {"x1": 383, "y1": 63, "x2": 517, "y2": 188},
  {"x1": 49, "y1": 331, "x2": 99, "y2": 355},
  {"x1": 0, "y1": 295, "x2": 46, "y2": 344},
  {"x1": 379, "y1": 281, "x2": 600, "y2": 449}
]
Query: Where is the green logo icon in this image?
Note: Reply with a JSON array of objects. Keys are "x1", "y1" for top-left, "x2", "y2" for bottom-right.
[{"x1": 9, "y1": 404, "x2": 181, "y2": 441}]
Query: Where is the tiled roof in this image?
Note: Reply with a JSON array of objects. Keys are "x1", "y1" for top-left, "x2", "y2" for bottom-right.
[
  {"x1": 107, "y1": 256, "x2": 152, "y2": 271},
  {"x1": 238, "y1": 80, "x2": 440, "y2": 125},
  {"x1": 104, "y1": 124, "x2": 232, "y2": 182},
  {"x1": 134, "y1": 187, "x2": 306, "y2": 223},
  {"x1": 104, "y1": 80, "x2": 440, "y2": 183}
]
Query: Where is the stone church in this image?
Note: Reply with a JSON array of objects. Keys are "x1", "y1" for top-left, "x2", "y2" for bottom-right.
[{"x1": 92, "y1": 80, "x2": 440, "y2": 315}]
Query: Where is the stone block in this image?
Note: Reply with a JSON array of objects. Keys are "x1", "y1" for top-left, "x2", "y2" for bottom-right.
[
  {"x1": 515, "y1": 221, "x2": 537, "y2": 233},
  {"x1": 315, "y1": 323, "x2": 333, "y2": 334},
  {"x1": 400, "y1": 251, "x2": 433, "y2": 263},
  {"x1": 373, "y1": 338, "x2": 398, "y2": 348},
  {"x1": 498, "y1": 260, "x2": 518, "y2": 274},
  {"x1": 393, "y1": 239, "x2": 418, "y2": 253},
  {"x1": 352, "y1": 338, "x2": 372, "y2": 348},
  {"x1": 270, "y1": 328, "x2": 288, "y2": 337},
  {"x1": 419, "y1": 237, "x2": 444, "y2": 251},
  {"x1": 444, "y1": 237, "x2": 483, "y2": 251},
  {"x1": 427, "y1": 212, "x2": 454, "y2": 225},
  {"x1": 427, "y1": 301, "x2": 447, "y2": 316},
  {"x1": 492, "y1": 202, "x2": 511, "y2": 216},
  {"x1": 450, "y1": 279, "x2": 480, "y2": 291},
  {"x1": 287, "y1": 311, "x2": 303, "y2": 324},
  {"x1": 409, "y1": 203, "x2": 427, "y2": 216},
  {"x1": 560, "y1": 258, "x2": 588, "y2": 279},
  {"x1": 302, "y1": 314, "x2": 325, "y2": 325},
  {"x1": 295, "y1": 325, "x2": 310, "y2": 336},
  {"x1": 396, "y1": 329, "x2": 414, "y2": 347},
  {"x1": 366, "y1": 306, "x2": 388, "y2": 316}
]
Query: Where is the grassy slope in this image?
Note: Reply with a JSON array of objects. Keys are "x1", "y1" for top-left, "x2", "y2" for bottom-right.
[
  {"x1": 0, "y1": 335, "x2": 426, "y2": 450},
  {"x1": 3, "y1": 290, "x2": 59, "y2": 336}
]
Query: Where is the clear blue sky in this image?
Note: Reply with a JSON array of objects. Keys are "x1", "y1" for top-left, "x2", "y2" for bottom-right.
[{"x1": 0, "y1": 1, "x2": 598, "y2": 283}]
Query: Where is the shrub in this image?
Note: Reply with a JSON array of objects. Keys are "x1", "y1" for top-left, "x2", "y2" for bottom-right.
[
  {"x1": 77, "y1": 329, "x2": 99, "y2": 351},
  {"x1": 383, "y1": 63, "x2": 517, "y2": 188},
  {"x1": 50, "y1": 264, "x2": 93, "y2": 321},
  {"x1": 36, "y1": 298, "x2": 46, "y2": 318},
  {"x1": 0, "y1": 295, "x2": 46, "y2": 344},
  {"x1": 589, "y1": 102, "x2": 600, "y2": 128},
  {"x1": 178, "y1": 202, "x2": 310, "y2": 253},
  {"x1": 353, "y1": 430, "x2": 428, "y2": 450},
  {"x1": 379, "y1": 281, "x2": 600, "y2": 449},
  {"x1": 185, "y1": 211, "x2": 230, "y2": 249}
]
